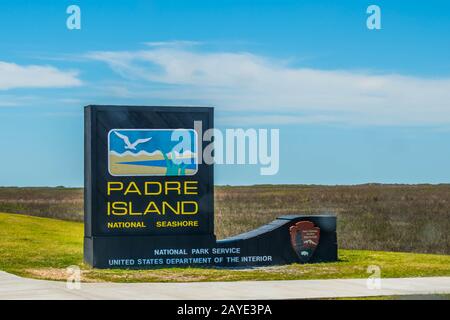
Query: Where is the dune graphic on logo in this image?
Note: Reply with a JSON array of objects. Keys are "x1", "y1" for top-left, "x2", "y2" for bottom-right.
[{"x1": 108, "y1": 129, "x2": 198, "y2": 176}]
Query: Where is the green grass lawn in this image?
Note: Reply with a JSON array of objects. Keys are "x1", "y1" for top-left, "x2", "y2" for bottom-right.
[{"x1": 0, "y1": 212, "x2": 449, "y2": 283}]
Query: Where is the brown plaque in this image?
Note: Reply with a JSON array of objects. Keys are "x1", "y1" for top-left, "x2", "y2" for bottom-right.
[{"x1": 289, "y1": 221, "x2": 320, "y2": 263}]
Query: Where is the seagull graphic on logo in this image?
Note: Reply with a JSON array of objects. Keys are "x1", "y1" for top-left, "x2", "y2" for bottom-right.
[{"x1": 114, "y1": 131, "x2": 152, "y2": 150}]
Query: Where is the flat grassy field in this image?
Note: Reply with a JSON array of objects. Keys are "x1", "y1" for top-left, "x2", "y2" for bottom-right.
[
  {"x1": 0, "y1": 212, "x2": 449, "y2": 283},
  {"x1": 1, "y1": 184, "x2": 449, "y2": 254}
]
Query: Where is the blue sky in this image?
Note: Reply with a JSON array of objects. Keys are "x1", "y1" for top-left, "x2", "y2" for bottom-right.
[
  {"x1": 1, "y1": 0, "x2": 450, "y2": 186},
  {"x1": 109, "y1": 129, "x2": 196, "y2": 155}
]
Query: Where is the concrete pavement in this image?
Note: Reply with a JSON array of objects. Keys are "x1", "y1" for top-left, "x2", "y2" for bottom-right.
[{"x1": 0, "y1": 271, "x2": 449, "y2": 300}]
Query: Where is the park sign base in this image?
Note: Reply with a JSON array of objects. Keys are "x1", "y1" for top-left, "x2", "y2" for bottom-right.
[
  {"x1": 85, "y1": 215, "x2": 336, "y2": 268},
  {"x1": 84, "y1": 215, "x2": 337, "y2": 268},
  {"x1": 84, "y1": 105, "x2": 337, "y2": 268}
]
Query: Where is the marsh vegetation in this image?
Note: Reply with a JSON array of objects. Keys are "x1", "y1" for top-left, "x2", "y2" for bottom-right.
[{"x1": 0, "y1": 184, "x2": 449, "y2": 254}]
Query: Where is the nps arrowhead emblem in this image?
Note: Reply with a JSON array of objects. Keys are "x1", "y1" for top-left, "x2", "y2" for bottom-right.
[{"x1": 289, "y1": 221, "x2": 320, "y2": 263}]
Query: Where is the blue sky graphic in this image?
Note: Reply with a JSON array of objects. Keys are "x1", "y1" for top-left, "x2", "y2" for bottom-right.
[
  {"x1": 109, "y1": 130, "x2": 196, "y2": 155},
  {"x1": 1, "y1": 0, "x2": 450, "y2": 186}
]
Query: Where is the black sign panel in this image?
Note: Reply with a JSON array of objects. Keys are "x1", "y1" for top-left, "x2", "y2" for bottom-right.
[{"x1": 85, "y1": 105, "x2": 214, "y2": 240}]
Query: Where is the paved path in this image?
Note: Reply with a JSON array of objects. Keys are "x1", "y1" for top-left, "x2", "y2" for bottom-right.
[{"x1": 0, "y1": 271, "x2": 449, "y2": 300}]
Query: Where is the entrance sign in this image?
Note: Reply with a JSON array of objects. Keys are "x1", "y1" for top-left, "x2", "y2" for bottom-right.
[{"x1": 84, "y1": 105, "x2": 338, "y2": 268}]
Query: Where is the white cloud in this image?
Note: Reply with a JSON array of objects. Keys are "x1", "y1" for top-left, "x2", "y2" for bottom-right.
[
  {"x1": 0, "y1": 94, "x2": 40, "y2": 107},
  {"x1": 143, "y1": 40, "x2": 202, "y2": 48},
  {"x1": 87, "y1": 45, "x2": 450, "y2": 126},
  {"x1": 0, "y1": 61, "x2": 82, "y2": 90}
]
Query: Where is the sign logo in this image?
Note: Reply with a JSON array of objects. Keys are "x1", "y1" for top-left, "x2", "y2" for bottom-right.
[
  {"x1": 289, "y1": 221, "x2": 320, "y2": 263},
  {"x1": 108, "y1": 129, "x2": 198, "y2": 176}
]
